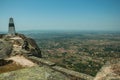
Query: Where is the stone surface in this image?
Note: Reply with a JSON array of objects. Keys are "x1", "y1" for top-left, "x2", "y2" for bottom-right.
[
  {"x1": 26, "y1": 38, "x2": 42, "y2": 57},
  {"x1": 94, "y1": 58, "x2": 120, "y2": 80},
  {"x1": 0, "y1": 40, "x2": 12, "y2": 59},
  {"x1": 53, "y1": 66, "x2": 94, "y2": 80},
  {"x1": 0, "y1": 66, "x2": 70, "y2": 80},
  {"x1": 0, "y1": 33, "x2": 42, "y2": 58},
  {"x1": 0, "y1": 34, "x2": 5, "y2": 38},
  {"x1": 28, "y1": 56, "x2": 55, "y2": 66}
]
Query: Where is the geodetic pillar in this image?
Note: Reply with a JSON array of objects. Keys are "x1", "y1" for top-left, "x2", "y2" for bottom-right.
[{"x1": 8, "y1": 17, "x2": 16, "y2": 35}]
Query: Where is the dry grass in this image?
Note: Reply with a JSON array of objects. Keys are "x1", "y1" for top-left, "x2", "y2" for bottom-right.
[
  {"x1": 0, "y1": 56, "x2": 37, "y2": 74},
  {"x1": 0, "y1": 61, "x2": 24, "y2": 74}
]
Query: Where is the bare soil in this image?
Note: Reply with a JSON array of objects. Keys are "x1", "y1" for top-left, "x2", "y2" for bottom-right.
[{"x1": 7, "y1": 56, "x2": 37, "y2": 67}]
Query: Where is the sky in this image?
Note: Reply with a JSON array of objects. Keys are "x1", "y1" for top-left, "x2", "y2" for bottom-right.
[{"x1": 0, "y1": 0, "x2": 120, "y2": 31}]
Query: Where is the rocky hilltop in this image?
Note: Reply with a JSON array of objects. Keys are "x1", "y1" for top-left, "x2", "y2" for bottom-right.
[
  {"x1": 0, "y1": 33, "x2": 71, "y2": 80},
  {"x1": 0, "y1": 33, "x2": 119, "y2": 80},
  {"x1": 0, "y1": 33, "x2": 42, "y2": 58}
]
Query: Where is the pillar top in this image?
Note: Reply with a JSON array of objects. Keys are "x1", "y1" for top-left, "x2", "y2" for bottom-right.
[{"x1": 9, "y1": 17, "x2": 14, "y2": 23}]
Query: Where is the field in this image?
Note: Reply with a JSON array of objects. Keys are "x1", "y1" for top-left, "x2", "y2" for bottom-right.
[{"x1": 23, "y1": 31, "x2": 120, "y2": 76}]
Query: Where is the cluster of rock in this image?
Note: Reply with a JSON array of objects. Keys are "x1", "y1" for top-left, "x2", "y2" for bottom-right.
[
  {"x1": 0, "y1": 33, "x2": 93, "y2": 80},
  {"x1": 0, "y1": 33, "x2": 42, "y2": 60},
  {"x1": 0, "y1": 34, "x2": 71, "y2": 80},
  {"x1": 94, "y1": 58, "x2": 120, "y2": 80},
  {"x1": 0, "y1": 40, "x2": 12, "y2": 59}
]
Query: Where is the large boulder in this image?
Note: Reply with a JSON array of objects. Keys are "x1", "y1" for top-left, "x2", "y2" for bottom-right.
[
  {"x1": 26, "y1": 38, "x2": 42, "y2": 58},
  {"x1": 0, "y1": 33, "x2": 42, "y2": 58},
  {"x1": 16, "y1": 33, "x2": 42, "y2": 58},
  {"x1": 94, "y1": 58, "x2": 120, "y2": 80},
  {"x1": 0, "y1": 40, "x2": 12, "y2": 59}
]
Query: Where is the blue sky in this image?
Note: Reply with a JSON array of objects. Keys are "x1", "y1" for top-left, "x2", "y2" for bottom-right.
[{"x1": 0, "y1": 0, "x2": 120, "y2": 31}]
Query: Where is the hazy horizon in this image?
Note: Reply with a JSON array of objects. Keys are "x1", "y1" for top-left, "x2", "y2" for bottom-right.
[
  {"x1": 0, "y1": 29, "x2": 120, "y2": 33},
  {"x1": 0, "y1": 0, "x2": 120, "y2": 31}
]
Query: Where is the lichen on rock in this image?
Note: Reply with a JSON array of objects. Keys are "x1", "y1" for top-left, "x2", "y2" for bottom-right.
[
  {"x1": 0, "y1": 40, "x2": 12, "y2": 59},
  {"x1": 0, "y1": 66, "x2": 70, "y2": 80}
]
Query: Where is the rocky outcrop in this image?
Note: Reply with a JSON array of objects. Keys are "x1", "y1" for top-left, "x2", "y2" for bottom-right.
[
  {"x1": 28, "y1": 56, "x2": 94, "y2": 80},
  {"x1": 0, "y1": 33, "x2": 42, "y2": 58},
  {"x1": 94, "y1": 58, "x2": 120, "y2": 80},
  {"x1": 0, "y1": 66, "x2": 70, "y2": 80},
  {"x1": 0, "y1": 33, "x2": 42, "y2": 71},
  {"x1": 26, "y1": 38, "x2": 42, "y2": 57},
  {"x1": 0, "y1": 40, "x2": 12, "y2": 59},
  {"x1": 16, "y1": 33, "x2": 42, "y2": 57},
  {"x1": 0, "y1": 34, "x2": 5, "y2": 38},
  {"x1": 0, "y1": 59, "x2": 13, "y2": 66},
  {"x1": 15, "y1": 33, "x2": 26, "y2": 39}
]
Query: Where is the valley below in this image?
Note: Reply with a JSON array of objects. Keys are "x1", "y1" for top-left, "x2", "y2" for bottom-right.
[{"x1": 25, "y1": 31, "x2": 120, "y2": 77}]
